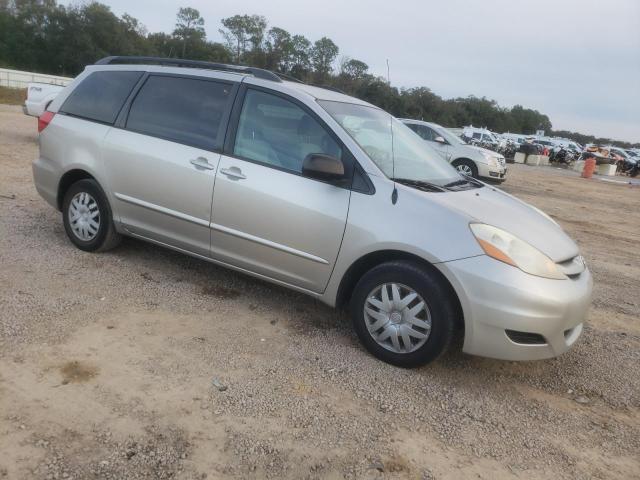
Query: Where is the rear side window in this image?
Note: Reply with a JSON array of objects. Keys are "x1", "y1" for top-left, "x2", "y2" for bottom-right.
[
  {"x1": 61, "y1": 71, "x2": 142, "y2": 124},
  {"x1": 126, "y1": 75, "x2": 233, "y2": 151}
]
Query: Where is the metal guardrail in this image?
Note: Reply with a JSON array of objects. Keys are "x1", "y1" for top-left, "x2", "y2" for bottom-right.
[{"x1": 0, "y1": 68, "x2": 72, "y2": 89}]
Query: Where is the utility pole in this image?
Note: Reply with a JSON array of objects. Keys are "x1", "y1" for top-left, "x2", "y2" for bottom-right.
[{"x1": 386, "y1": 59, "x2": 390, "y2": 85}]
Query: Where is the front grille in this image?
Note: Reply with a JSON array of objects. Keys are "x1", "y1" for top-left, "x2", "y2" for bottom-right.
[{"x1": 505, "y1": 329, "x2": 547, "y2": 345}]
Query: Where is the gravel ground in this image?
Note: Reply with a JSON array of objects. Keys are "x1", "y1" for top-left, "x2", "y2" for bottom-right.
[{"x1": 0, "y1": 104, "x2": 639, "y2": 479}]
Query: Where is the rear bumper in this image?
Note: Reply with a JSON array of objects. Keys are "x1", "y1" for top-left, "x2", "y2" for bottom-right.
[{"x1": 437, "y1": 255, "x2": 592, "y2": 361}]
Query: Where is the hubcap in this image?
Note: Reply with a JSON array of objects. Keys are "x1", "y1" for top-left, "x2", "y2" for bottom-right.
[
  {"x1": 364, "y1": 283, "x2": 431, "y2": 354},
  {"x1": 456, "y1": 164, "x2": 473, "y2": 176},
  {"x1": 68, "y1": 192, "x2": 100, "y2": 241}
]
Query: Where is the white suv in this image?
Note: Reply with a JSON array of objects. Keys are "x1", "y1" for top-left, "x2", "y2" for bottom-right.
[{"x1": 402, "y1": 120, "x2": 507, "y2": 182}]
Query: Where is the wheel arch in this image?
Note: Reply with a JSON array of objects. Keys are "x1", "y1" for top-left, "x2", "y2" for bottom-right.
[
  {"x1": 451, "y1": 157, "x2": 477, "y2": 166},
  {"x1": 57, "y1": 169, "x2": 97, "y2": 210},
  {"x1": 334, "y1": 249, "x2": 464, "y2": 329}
]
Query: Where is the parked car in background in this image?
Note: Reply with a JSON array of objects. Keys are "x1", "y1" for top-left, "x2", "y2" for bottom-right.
[
  {"x1": 462, "y1": 126, "x2": 501, "y2": 150},
  {"x1": 608, "y1": 146, "x2": 632, "y2": 160},
  {"x1": 23, "y1": 82, "x2": 64, "y2": 117},
  {"x1": 502, "y1": 133, "x2": 528, "y2": 146},
  {"x1": 534, "y1": 137, "x2": 560, "y2": 150},
  {"x1": 33, "y1": 56, "x2": 591, "y2": 367},
  {"x1": 625, "y1": 149, "x2": 640, "y2": 161},
  {"x1": 607, "y1": 146, "x2": 637, "y2": 174},
  {"x1": 402, "y1": 119, "x2": 507, "y2": 182}
]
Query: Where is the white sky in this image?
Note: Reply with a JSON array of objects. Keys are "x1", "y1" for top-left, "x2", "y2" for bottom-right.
[{"x1": 62, "y1": 0, "x2": 640, "y2": 142}]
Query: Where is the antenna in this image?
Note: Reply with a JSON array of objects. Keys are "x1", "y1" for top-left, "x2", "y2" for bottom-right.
[{"x1": 385, "y1": 58, "x2": 397, "y2": 204}]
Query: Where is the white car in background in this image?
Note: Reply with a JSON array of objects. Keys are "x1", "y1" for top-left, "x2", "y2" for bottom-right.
[
  {"x1": 402, "y1": 120, "x2": 507, "y2": 182},
  {"x1": 23, "y1": 82, "x2": 64, "y2": 117},
  {"x1": 461, "y1": 126, "x2": 502, "y2": 148}
]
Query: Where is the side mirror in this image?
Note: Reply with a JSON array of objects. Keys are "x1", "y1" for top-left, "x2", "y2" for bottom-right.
[
  {"x1": 302, "y1": 154, "x2": 345, "y2": 182},
  {"x1": 434, "y1": 136, "x2": 446, "y2": 144}
]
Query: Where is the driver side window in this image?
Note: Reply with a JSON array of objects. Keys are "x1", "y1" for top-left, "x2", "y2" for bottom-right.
[{"x1": 234, "y1": 89, "x2": 342, "y2": 173}]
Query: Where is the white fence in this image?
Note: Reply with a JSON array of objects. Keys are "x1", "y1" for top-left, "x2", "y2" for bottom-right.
[{"x1": 0, "y1": 68, "x2": 72, "y2": 89}]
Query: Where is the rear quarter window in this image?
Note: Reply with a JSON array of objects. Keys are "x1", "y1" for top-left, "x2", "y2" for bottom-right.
[{"x1": 60, "y1": 71, "x2": 142, "y2": 125}]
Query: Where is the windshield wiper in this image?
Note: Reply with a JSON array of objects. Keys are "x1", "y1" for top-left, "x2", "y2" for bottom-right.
[
  {"x1": 444, "y1": 175, "x2": 483, "y2": 189},
  {"x1": 393, "y1": 178, "x2": 448, "y2": 192}
]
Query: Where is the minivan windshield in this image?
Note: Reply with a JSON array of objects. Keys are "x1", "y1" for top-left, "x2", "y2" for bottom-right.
[{"x1": 320, "y1": 101, "x2": 461, "y2": 186}]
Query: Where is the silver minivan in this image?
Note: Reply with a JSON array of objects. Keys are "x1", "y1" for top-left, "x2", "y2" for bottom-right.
[{"x1": 33, "y1": 57, "x2": 592, "y2": 367}]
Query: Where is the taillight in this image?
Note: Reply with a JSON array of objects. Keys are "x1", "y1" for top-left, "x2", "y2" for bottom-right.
[{"x1": 38, "y1": 111, "x2": 55, "y2": 133}]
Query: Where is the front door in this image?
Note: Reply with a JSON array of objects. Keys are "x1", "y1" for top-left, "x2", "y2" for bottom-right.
[
  {"x1": 103, "y1": 74, "x2": 236, "y2": 256},
  {"x1": 210, "y1": 87, "x2": 352, "y2": 293}
]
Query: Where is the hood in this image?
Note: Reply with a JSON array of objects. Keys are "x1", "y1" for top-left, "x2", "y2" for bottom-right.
[{"x1": 431, "y1": 186, "x2": 579, "y2": 262}]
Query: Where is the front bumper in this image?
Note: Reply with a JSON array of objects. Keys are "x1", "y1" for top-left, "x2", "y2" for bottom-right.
[
  {"x1": 477, "y1": 161, "x2": 507, "y2": 181},
  {"x1": 437, "y1": 255, "x2": 593, "y2": 361}
]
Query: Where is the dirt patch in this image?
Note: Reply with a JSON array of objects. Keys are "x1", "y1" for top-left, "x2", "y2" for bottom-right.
[
  {"x1": 0, "y1": 86, "x2": 25, "y2": 105},
  {"x1": 59, "y1": 360, "x2": 98, "y2": 384},
  {"x1": 201, "y1": 284, "x2": 242, "y2": 299}
]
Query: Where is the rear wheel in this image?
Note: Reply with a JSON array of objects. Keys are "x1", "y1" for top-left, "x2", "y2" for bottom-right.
[
  {"x1": 350, "y1": 261, "x2": 457, "y2": 367},
  {"x1": 62, "y1": 179, "x2": 121, "y2": 252},
  {"x1": 452, "y1": 159, "x2": 478, "y2": 178}
]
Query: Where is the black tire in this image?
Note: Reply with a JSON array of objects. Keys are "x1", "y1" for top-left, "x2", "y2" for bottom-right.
[
  {"x1": 350, "y1": 261, "x2": 457, "y2": 368},
  {"x1": 62, "y1": 179, "x2": 121, "y2": 252},
  {"x1": 452, "y1": 158, "x2": 479, "y2": 178}
]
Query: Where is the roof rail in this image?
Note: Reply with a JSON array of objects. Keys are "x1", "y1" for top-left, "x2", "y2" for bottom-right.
[
  {"x1": 94, "y1": 56, "x2": 282, "y2": 83},
  {"x1": 274, "y1": 72, "x2": 304, "y2": 84}
]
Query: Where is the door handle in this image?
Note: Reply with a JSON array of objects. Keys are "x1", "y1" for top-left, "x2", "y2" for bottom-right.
[
  {"x1": 190, "y1": 157, "x2": 215, "y2": 170},
  {"x1": 220, "y1": 167, "x2": 247, "y2": 180}
]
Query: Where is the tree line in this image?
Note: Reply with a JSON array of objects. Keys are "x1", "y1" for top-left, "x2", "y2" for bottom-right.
[{"x1": 1, "y1": 0, "x2": 636, "y2": 148}]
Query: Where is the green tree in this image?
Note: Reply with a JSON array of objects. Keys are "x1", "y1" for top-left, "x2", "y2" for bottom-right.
[
  {"x1": 288, "y1": 34, "x2": 311, "y2": 79},
  {"x1": 173, "y1": 7, "x2": 205, "y2": 57},
  {"x1": 310, "y1": 36, "x2": 338, "y2": 82},
  {"x1": 265, "y1": 26, "x2": 292, "y2": 71},
  {"x1": 219, "y1": 14, "x2": 266, "y2": 64},
  {"x1": 340, "y1": 57, "x2": 368, "y2": 79}
]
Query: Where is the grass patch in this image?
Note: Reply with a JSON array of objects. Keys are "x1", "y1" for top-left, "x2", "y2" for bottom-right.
[{"x1": 0, "y1": 86, "x2": 25, "y2": 105}]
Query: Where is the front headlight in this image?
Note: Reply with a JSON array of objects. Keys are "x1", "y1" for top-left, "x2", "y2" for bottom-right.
[{"x1": 469, "y1": 223, "x2": 566, "y2": 280}]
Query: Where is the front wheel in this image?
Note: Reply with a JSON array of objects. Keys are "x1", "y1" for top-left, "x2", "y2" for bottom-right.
[
  {"x1": 452, "y1": 159, "x2": 478, "y2": 178},
  {"x1": 350, "y1": 261, "x2": 457, "y2": 367},
  {"x1": 62, "y1": 179, "x2": 121, "y2": 252}
]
